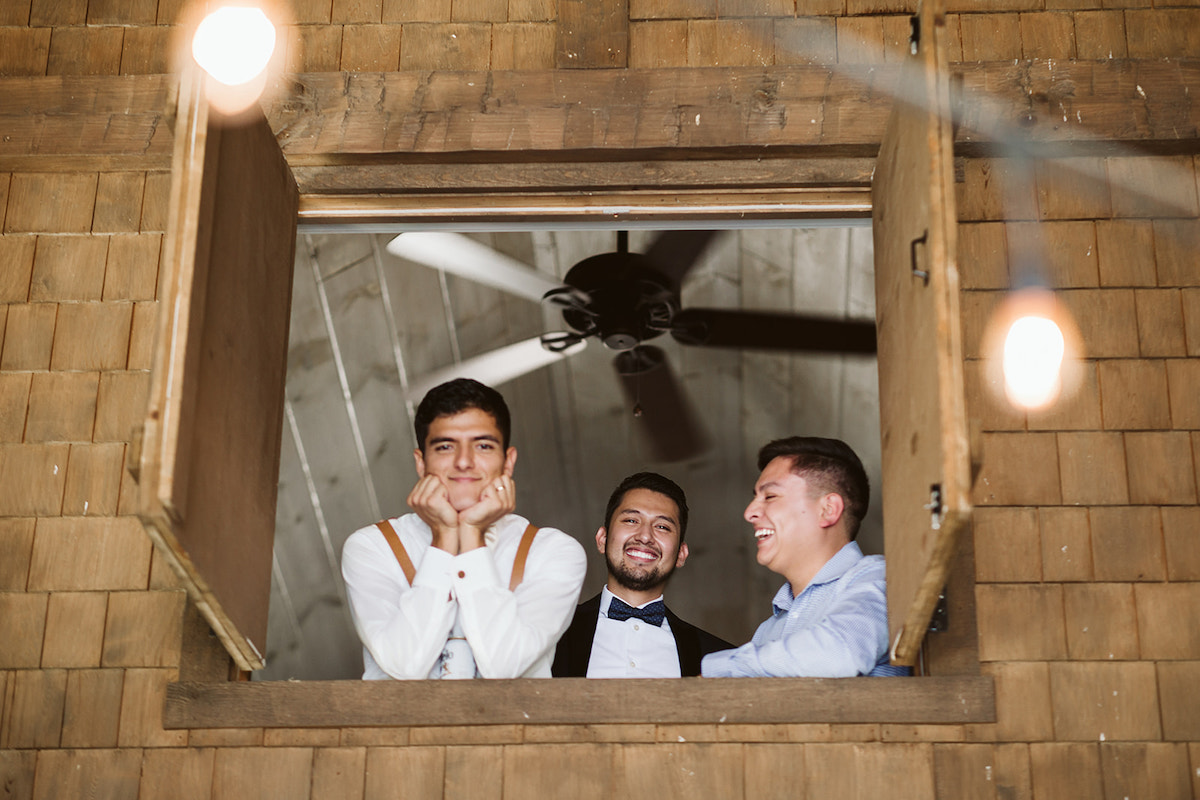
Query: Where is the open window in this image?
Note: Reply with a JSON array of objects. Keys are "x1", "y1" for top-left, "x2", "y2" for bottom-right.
[
  {"x1": 138, "y1": 67, "x2": 299, "y2": 672},
  {"x1": 142, "y1": 0, "x2": 987, "y2": 725},
  {"x1": 871, "y1": 0, "x2": 974, "y2": 669},
  {"x1": 266, "y1": 221, "x2": 889, "y2": 681}
]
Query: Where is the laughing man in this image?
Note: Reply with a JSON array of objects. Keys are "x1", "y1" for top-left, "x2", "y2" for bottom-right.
[{"x1": 701, "y1": 437, "x2": 908, "y2": 678}]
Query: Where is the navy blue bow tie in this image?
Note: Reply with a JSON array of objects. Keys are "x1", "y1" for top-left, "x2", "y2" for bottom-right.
[{"x1": 607, "y1": 597, "x2": 666, "y2": 626}]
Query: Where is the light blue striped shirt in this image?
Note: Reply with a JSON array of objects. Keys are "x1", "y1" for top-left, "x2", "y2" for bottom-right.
[{"x1": 701, "y1": 541, "x2": 909, "y2": 678}]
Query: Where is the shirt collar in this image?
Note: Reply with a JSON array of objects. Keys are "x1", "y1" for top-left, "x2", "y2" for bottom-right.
[{"x1": 772, "y1": 540, "x2": 865, "y2": 613}]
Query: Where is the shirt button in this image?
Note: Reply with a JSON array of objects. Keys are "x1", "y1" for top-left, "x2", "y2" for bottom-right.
[
  {"x1": 633, "y1": 623, "x2": 640, "y2": 631},
  {"x1": 457, "y1": 571, "x2": 465, "y2": 578},
  {"x1": 629, "y1": 661, "x2": 636, "y2": 668}
]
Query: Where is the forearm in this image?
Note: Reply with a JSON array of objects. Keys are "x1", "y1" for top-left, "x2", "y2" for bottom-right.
[
  {"x1": 702, "y1": 625, "x2": 878, "y2": 678},
  {"x1": 702, "y1": 589, "x2": 890, "y2": 678},
  {"x1": 343, "y1": 539, "x2": 457, "y2": 679},
  {"x1": 455, "y1": 535, "x2": 587, "y2": 678}
]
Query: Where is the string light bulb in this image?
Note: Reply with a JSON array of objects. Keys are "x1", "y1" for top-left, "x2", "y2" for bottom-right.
[
  {"x1": 1002, "y1": 314, "x2": 1066, "y2": 408},
  {"x1": 175, "y1": 2, "x2": 289, "y2": 115},
  {"x1": 192, "y1": 6, "x2": 277, "y2": 87},
  {"x1": 983, "y1": 288, "x2": 1083, "y2": 412}
]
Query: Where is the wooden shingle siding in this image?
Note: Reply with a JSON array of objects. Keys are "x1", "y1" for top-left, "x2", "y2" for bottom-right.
[
  {"x1": 0, "y1": 1, "x2": 1195, "y2": 798},
  {"x1": 41, "y1": 591, "x2": 108, "y2": 668},
  {"x1": 60, "y1": 668, "x2": 124, "y2": 747}
]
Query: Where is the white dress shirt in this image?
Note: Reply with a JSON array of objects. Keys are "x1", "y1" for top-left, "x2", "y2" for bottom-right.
[
  {"x1": 586, "y1": 586, "x2": 682, "y2": 678},
  {"x1": 342, "y1": 513, "x2": 586, "y2": 680}
]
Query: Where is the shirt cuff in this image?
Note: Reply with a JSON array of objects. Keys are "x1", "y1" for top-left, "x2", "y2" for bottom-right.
[
  {"x1": 412, "y1": 545, "x2": 455, "y2": 592},
  {"x1": 450, "y1": 544, "x2": 503, "y2": 593}
]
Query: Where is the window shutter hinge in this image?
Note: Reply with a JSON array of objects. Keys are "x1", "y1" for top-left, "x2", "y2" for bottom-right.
[
  {"x1": 928, "y1": 592, "x2": 949, "y2": 633},
  {"x1": 924, "y1": 484, "x2": 943, "y2": 530}
]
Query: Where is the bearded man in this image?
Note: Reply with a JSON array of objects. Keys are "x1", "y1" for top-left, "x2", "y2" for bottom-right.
[{"x1": 551, "y1": 472, "x2": 730, "y2": 678}]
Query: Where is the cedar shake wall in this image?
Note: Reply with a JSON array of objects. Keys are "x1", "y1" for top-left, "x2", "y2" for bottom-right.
[{"x1": 1, "y1": 2, "x2": 1199, "y2": 798}]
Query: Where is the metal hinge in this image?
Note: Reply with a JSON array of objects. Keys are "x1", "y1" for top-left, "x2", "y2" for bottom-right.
[
  {"x1": 924, "y1": 484, "x2": 944, "y2": 530},
  {"x1": 928, "y1": 592, "x2": 948, "y2": 632}
]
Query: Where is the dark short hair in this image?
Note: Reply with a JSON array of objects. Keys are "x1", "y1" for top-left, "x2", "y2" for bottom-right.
[
  {"x1": 413, "y1": 378, "x2": 512, "y2": 453},
  {"x1": 757, "y1": 436, "x2": 869, "y2": 540},
  {"x1": 603, "y1": 472, "x2": 689, "y2": 541}
]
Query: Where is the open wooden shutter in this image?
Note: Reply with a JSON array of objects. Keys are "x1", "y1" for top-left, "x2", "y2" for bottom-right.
[
  {"x1": 872, "y1": 0, "x2": 972, "y2": 667},
  {"x1": 138, "y1": 68, "x2": 299, "y2": 671}
]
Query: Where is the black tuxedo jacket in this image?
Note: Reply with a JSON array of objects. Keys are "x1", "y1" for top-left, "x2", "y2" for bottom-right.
[{"x1": 551, "y1": 593, "x2": 734, "y2": 677}]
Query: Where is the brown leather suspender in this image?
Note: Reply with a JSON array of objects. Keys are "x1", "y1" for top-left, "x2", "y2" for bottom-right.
[
  {"x1": 374, "y1": 521, "x2": 538, "y2": 591},
  {"x1": 375, "y1": 521, "x2": 416, "y2": 585},
  {"x1": 508, "y1": 523, "x2": 537, "y2": 590}
]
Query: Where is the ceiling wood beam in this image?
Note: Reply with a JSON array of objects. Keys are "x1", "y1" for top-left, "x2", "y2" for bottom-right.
[
  {"x1": 265, "y1": 60, "x2": 1200, "y2": 159},
  {"x1": 289, "y1": 157, "x2": 878, "y2": 194},
  {"x1": 1, "y1": 60, "x2": 1196, "y2": 185}
]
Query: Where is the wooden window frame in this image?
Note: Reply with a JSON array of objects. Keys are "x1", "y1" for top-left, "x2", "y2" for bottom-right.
[
  {"x1": 160, "y1": 186, "x2": 993, "y2": 729},
  {"x1": 158, "y1": 175, "x2": 993, "y2": 733},
  {"x1": 148, "y1": 0, "x2": 993, "y2": 730}
]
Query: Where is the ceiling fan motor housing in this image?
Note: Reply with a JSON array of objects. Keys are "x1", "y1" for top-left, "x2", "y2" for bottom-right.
[{"x1": 560, "y1": 252, "x2": 678, "y2": 352}]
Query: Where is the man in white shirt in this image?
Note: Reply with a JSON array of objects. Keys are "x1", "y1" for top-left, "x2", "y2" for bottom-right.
[
  {"x1": 701, "y1": 436, "x2": 907, "y2": 678},
  {"x1": 552, "y1": 472, "x2": 730, "y2": 678},
  {"x1": 342, "y1": 378, "x2": 586, "y2": 679}
]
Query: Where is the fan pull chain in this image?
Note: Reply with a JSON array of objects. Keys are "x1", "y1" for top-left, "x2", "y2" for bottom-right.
[{"x1": 632, "y1": 372, "x2": 643, "y2": 417}]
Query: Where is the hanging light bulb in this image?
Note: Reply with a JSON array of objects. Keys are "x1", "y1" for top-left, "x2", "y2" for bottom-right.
[
  {"x1": 192, "y1": 7, "x2": 277, "y2": 87},
  {"x1": 983, "y1": 288, "x2": 1083, "y2": 412},
  {"x1": 176, "y1": 2, "x2": 288, "y2": 115},
  {"x1": 1002, "y1": 314, "x2": 1065, "y2": 408}
]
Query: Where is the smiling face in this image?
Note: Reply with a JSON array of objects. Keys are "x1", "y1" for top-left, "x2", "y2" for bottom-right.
[
  {"x1": 413, "y1": 408, "x2": 517, "y2": 512},
  {"x1": 597, "y1": 487, "x2": 689, "y2": 604},
  {"x1": 744, "y1": 456, "x2": 848, "y2": 593}
]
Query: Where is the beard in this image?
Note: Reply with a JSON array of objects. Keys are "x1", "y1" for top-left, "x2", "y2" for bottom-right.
[{"x1": 606, "y1": 548, "x2": 676, "y2": 593}]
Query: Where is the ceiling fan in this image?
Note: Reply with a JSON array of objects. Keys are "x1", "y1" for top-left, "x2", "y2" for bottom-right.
[{"x1": 386, "y1": 230, "x2": 877, "y2": 462}]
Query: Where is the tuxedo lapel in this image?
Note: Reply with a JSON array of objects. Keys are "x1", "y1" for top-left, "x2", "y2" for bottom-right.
[
  {"x1": 554, "y1": 595, "x2": 718, "y2": 677},
  {"x1": 664, "y1": 606, "x2": 703, "y2": 676},
  {"x1": 552, "y1": 594, "x2": 601, "y2": 677}
]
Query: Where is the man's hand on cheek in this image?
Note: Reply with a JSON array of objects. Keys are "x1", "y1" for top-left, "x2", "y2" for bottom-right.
[
  {"x1": 457, "y1": 475, "x2": 516, "y2": 550},
  {"x1": 407, "y1": 474, "x2": 460, "y2": 553}
]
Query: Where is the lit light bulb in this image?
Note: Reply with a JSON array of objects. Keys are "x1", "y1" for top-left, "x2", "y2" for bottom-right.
[
  {"x1": 192, "y1": 6, "x2": 277, "y2": 87},
  {"x1": 1002, "y1": 315, "x2": 1065, "y2": 409}
]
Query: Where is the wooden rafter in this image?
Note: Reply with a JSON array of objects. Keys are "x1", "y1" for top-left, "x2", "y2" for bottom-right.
[{"x1": 2, "y1": 60, "x2": 1196, "y2": 185}]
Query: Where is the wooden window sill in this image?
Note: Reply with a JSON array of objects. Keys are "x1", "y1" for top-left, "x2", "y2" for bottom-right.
[{"x1": 164, "y1": 675, "x2": 994, "y2": 729}]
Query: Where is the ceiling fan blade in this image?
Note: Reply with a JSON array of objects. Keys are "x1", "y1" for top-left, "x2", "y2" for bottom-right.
[
  {"x1": 386, "y1": 232, "x2": 566, "y2": 303},
  {"x1": 404, "y1": 335, "x2": 586, "y2": 402},
  {"x1": 613, "y1": 345, "x2": 710, "y2": 463},
  {"x1": 643, "y1": 230, "x2": 723, "y2": 287},
  {"x1": 671, "y1": 308, "x2": 877, "y2": 354}
]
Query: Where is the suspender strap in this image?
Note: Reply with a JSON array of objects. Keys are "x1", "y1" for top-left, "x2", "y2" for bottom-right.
[
  {"x1": 508, "y1": 523, "x2": 538, "y2": 591},
  {"x1": 375, "y1": 520, "x2": 538, "y2": 591},
  {"x1": 375, "y1": 521, "x2": 416, "y2": 585}
]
